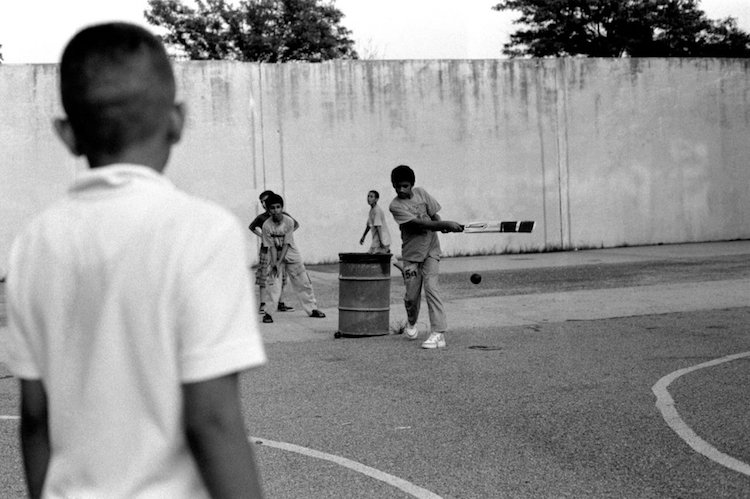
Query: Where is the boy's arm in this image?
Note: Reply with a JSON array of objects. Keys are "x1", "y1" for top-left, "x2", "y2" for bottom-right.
[
  {"x1": 20, "y1": 379, "x2": 50, "y2": 499},
  {"x1": 248, "y1": 216, "x2": 264, "y2": 238},
  {"x1": 359, "y1": 225, "x2": 370, "y2": 245},
  {"x1": 269, "y1": 245, "x2": 279, "y2": 276},
  {"x1": 276, "y1": 243, "x2": 290, "y2": 265},
  {"x1": 272, "y1": 220, "x2": 293, "y2": 269},
  {"x1": 283, "y1": 212, "x2": 300, "y2": 231},
  {"x1": 391, "y1": 198, "x2": 461, "y2": 233},
  {"x1": 183, "y1": 373, "x2": 263, "y2": 499},
  {"x1": 402, "y1": 217, "x2": 463, "y2": 233}
]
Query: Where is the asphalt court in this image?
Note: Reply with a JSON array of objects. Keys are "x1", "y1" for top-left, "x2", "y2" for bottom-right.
[{"x1": 1, "y1": 241, "x2": 750, "y2": 497}]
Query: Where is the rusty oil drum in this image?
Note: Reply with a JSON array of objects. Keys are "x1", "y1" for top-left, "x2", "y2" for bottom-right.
[{"x1": 337, "y1": 252, "x2": 391, "y2": 337}]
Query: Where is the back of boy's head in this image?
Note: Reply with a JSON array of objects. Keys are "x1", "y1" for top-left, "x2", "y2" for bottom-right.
[
  {"x1": 369, "y1": 190, "x2": 379, "y2": 199},
  {"x1": 391, "y1": 165, "x2": 415, "y2": 185},
  {"x1": 266, "y1": 193, "x2": 284, "y2": 208},
  {"x1": 60, "y1": 22, "x2": 175, "y2": 156},
  {"x1": 259, "y1": 190, "x2": 275, "y2": 201}
]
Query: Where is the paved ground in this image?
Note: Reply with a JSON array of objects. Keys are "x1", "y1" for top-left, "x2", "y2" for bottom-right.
[{"x1": 1, "y1": 240, "x2": 749, "y2": 497}]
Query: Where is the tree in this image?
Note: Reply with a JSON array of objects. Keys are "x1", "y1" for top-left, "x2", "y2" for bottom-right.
[
  {"x1": 145, "y1": 0, "x2": 357, "y2": 62},
  {"x1": 493, "y1": 0, "x2": 750, "y2": 57}
]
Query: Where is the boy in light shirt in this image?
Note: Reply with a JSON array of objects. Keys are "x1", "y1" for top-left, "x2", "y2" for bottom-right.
[
  {"x1": 389, "y1": 165, "x2": 464, "y2": 349},
  {"x1": 5, "y1": 23, "x2": 265, "y2": 498},
  {"x1": 261, "y1": 193, "x2": 326, "y2": 324},
  {"x1": 359, "y1": 189, "x2": 392, "y2": 254}
]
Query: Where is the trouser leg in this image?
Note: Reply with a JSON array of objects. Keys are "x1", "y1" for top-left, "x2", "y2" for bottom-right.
[
  {"x1": 402, "y1": 260, "x2": 423, "y2": 326},
  {"x1": 286, "y1": 261, "x2": 317, "y2": 315},
  {"x1": 422, "y1": 256, "x2": 447, "y2": 332},
  {"x1": 265, "y1": 264, "x2": 284, "y2": 313}
]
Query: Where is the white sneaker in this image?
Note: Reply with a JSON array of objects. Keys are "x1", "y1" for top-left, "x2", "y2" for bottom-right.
[
  {"x1": 404, "y1": 323, "x2": 419, "y2": 340},
  {"x1": 421, "y1": 332, "x2": 446, "y2": 349}
]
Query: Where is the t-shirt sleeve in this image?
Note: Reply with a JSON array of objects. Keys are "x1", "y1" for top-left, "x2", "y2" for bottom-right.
[
  {"x1": 389, "y1": 200, "x2": 414, "y2": 225},
  {"x1": 282, "y1": 217, "x2": 295, "y2": 245},
  {"x1": 261, "y1": 219, "x2": 273, "y2": 248},
  {"x1": 371, "y1": 207, "x2": 384, "y2": 227},
  {"x1": 248, "y1": 213, "x2": 265, "y2": 231},
  {"x1": 177, "y1": 214, "x2": 266, "y2": 383},
  {"x1": 421, "y1": 189, "x2": 442, "y2": 217},
  {"x1": 5, "y1": 238, "x2": 42, "y2": 379}
]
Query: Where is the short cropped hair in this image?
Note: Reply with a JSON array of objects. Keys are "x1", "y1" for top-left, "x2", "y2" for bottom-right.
[
  {"x1": 265, "y1": 193, "x2": 284, "y2": 207},
  {"x1": 368, "y1": 190, "x2": 379, "y2": 199},
  {"x1": 59, "y1": 22, "x2": 175, "y2": 156},
  {"x1": 259, "y1": 190, "x2": 275, "y2": 201},
  {"x1": 391, "y1": 165, "x2": 415, "y2": 185}
]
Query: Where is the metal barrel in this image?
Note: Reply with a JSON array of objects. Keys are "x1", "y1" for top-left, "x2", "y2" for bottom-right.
[{"x1": 337, "y1": 252, "x2": 391, "y2": 337}]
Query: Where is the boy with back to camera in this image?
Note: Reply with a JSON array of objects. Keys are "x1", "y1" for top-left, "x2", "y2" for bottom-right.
[
  {"x1": 248, "y1": 189, "x2": 296, "y2": 314},
  {"x1": 5, "y1": 23, "x2": 265, "y2": 498},
  {"x1": 261, "y1": 193, "x2": 326, "y2": 323},
  {"x1": 389, "y1": 165, "x2": 464, "y2": 349},
  {"x1": 359, "y1": 189, "x2": 392, "y2": 254}
]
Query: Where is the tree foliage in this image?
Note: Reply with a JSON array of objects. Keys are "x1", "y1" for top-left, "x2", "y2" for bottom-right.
[
  {"x1": 493, "y1": 0, "x2": 750, "y2": 57},
  {"x1": 145, "y1": 0, "x2": 357, "y2": 62}
]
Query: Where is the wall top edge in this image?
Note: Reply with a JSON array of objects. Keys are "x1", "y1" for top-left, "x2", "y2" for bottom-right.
[{"x1": 3, "y1": 57, "x2": 748, "y2": 69}]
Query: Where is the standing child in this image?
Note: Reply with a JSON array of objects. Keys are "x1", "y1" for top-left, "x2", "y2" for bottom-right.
[
  {"x1": 5, "y1": 23, "x2": 265, "y2": 498},
  {"x1": 359, "y1": 190, "x2": 391, "y2": 254},
  {"x1": 389, "y1": 165, "x2": 464, "y2": 349},
  {"x1": 248, "y1": 189, "x2": 295, "y2": 314},
  {"x1": 261, "y1": 193, "x2": 326, "y2": 323}
]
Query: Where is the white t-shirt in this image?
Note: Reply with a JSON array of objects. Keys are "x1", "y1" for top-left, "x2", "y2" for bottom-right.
[
  {"x1": 389, "y1": 187, "x2": 441, "y2": 262},
  {"x1": 6, "y1": 164, "x2": 266, "y2": 499},
  {"x1": 367, "y1": 204, "x2": 391, "y2": 248},
  {"x1": 262, "y1": 214, "x2": 301, "y2": 263}
]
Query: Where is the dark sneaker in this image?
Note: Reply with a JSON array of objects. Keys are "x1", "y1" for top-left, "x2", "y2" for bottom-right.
[
  {"x1": 310, "y1": 310, "x2": 326, "y2": 318},
  {"x1": 262, "y1": 313, "x2": 274, "y2": 323},
  {"x1": 277, "y1": 303, "x2": 295, "y2": 312}
]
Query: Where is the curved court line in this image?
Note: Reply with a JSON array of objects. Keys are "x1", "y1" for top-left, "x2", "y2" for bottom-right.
[
  {"x1": 0, "y1": 416, "x2": 442, "y2": 497},
  {"x1": 251, "y1": 437, "x2": 442, "y2": 499},
  {"x1": 652, "y1": 351, "x2": 750, "y2": 476}
]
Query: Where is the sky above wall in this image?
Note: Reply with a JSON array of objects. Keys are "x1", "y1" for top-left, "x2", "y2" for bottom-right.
[{"x1": 1, "y1": 0, "x2": 748, "y2": 63}]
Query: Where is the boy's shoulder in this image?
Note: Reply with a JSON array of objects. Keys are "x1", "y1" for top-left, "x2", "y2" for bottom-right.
[
  {"x1": 262, "y1": 214, "x2": 293, "y2": 230},
  {"x1": 252, "y1": 212, "x2": 270, "y2": 224}
]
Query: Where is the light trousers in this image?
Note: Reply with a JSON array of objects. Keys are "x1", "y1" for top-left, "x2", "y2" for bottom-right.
[
  {"x1": 402, "y1": 256, "x2": 447, "y2": 332},
  {"x1": 266, "y1": 261, "x2": 318, "y2": 315}
]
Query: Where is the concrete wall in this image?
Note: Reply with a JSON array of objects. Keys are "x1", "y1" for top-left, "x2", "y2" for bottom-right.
[{"x1": 2, "y1": 58, "x2": 749, "y2": 269}]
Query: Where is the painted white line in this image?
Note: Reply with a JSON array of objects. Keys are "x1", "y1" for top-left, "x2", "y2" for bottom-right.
[
  {"x1": 652, "y1": 351, "x2": 750, "y2": 476},
  {"x1": 0, "y1": 416, "x2": 441, "y2": 496},
  {"x1": 252, "y1": 436, "x2": 442, "y2": 499}
]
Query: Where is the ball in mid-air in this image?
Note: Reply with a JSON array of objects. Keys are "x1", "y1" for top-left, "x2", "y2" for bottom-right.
[{"x1": 470, "y1": 273, "x2": 481, "y2": 284}]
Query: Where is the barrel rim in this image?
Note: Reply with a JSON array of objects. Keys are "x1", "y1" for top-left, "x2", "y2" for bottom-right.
[{"x1": 338, "y1": 252, "x2": 392, "y2": 264}]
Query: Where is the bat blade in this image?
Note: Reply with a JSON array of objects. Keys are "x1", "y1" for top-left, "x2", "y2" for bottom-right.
[{"x1": 463, "y1": 220, "x2": 535, "y2": 233}]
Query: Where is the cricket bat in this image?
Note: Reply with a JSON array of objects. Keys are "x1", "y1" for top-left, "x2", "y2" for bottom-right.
[{"x1": 463, "y1": 220, "x2": 535, "y2": 233}]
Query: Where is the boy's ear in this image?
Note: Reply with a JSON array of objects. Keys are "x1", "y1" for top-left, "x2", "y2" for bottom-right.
[
  {"x1": 167, "y1": 102, "x2": 186, "y2": 145},
  {"x1": 53, "y1": 118, "x2": 83, "y2": 156}
]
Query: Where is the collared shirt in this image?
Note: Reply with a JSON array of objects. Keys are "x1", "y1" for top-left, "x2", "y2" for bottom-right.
[{"x1": 6, "y1": 163, "x2": 265, "y2": 498}]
